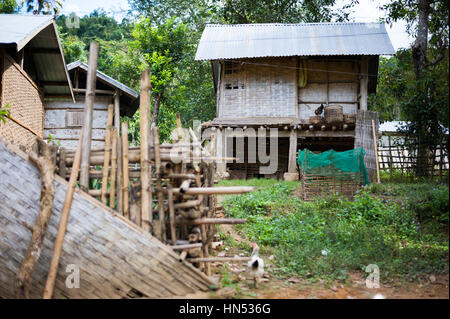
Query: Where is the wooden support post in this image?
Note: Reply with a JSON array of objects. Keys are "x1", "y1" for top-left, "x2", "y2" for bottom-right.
[
  {"x1": 372, "y1": 119, "x2": 380, "y2": 183},
  {"x1": 16, "y1": 139, "x2": 57, "y2": 298},
  {"x1": 114, "y1": 89, "x2": 123, "y2": 215},
  {"x1": 360, "y1": 56, "x2": 369, "y2": 111},
  {"x1": 122, "y1": 122, "x2": 130, "y2": 219},
  {"x1": 388, "y1": 135, "x2": 393, "y2": 182},
  {"x1": 288, "y1": 129, "x2": 298, "y2": 173},
  {"x1": 153, "y1": 126, "x2": 166, "y2": 241},
  {"x1": 59, "y1": 147, "x2": 66, "y2": 179},
  {"x1": 79, "y1": 42, "x2": 99, "y2": 191},
  {"x1": 176, "y1": 112, "x2": 183, "y2": 141},
  {"x1": 43, "y1": 131, "x2": 84, "y2": 299},
  {"x1": 168, "y1": 189, "x2": 177, "y2": 245},
  {"x1": 109, "y1": 128, "x2": 118, "y2": 209},
  {"x1": 140, "y1": 69, "x2": 152, "y2": 232},
  {"x1": 101, "y1": 104, "x2": 114, "y2": 205}
]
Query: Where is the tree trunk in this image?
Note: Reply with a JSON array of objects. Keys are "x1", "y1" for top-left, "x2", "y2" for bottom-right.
[
  {"x1": 412, "y1": 0, "x2": 431, "y2": 177},
  {"x1": 412, "y1": 0, "x2": 430, "y2": 80},
  {"x1": 151, "y1": 91, "x2": 163, "y2": 129},
  {"x1": 16, "y1": 139, "x2": 57, "y2": 298}
]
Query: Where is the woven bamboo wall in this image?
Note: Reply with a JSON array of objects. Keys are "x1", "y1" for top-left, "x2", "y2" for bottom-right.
[
  {"x1": 0, "y1": 53, "x2": 43, "y2": 152},
  {"x1": 298, "y1": 58, "x2": 359, "y2": 120},
  {"x1": 354, "y1": 110, "x2": 379, "y2": 182},
  {"x1": 219, "y1": 57, "x2": 297, "y2": 118}
]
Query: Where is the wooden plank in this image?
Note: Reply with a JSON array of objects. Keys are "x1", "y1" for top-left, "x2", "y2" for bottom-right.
[
  {"x1": 114, "y1": 90, "x2": 123, "y2": 215},
  {"x1": 79, "y1": 42, "x2": 99, "y2": 190},
  {"x1": 139, "y1": 69, "x2": 152, "y2": 232}
]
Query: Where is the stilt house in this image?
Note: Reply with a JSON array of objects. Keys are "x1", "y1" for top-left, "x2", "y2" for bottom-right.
[{"x1": 196, "y1": 23, "x2": 395, "y2": 180}]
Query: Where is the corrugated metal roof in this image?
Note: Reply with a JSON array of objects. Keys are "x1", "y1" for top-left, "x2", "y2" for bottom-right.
[
  {"x1": 195, "y1": 22, "x2": 395, "y2": 60},
  {"x1": 0, "y1": 14, "x2": 74, "y2": 101},
  {"x1": 67, "y1": 61, "x2": 138, "y2": 99},
  {"x1": 0, "y1": 14, "x2": 53, "y2": 50}
]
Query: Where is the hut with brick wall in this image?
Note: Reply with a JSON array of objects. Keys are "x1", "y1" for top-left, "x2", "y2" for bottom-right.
[
  {"x1": 196, "y1": 23, "x2": 395, "y2": 181},
  {"x1": 0, "y1": 14, "x2": 73, "y2": 152},
  {"x1": 44, "y1": 61, "x2": 139, "y2": 150}
]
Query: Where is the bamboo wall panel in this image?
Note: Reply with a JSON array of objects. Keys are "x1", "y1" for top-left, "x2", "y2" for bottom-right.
[
  {"x1": 354, "y1": 110, "x2": 379, "y2": 182},
  {"x1": 0, "y1": 138, "x2": 213, "y2": 298},
  {"x1": 0, "y1": 53, "x2": 44, "y2": 152}
]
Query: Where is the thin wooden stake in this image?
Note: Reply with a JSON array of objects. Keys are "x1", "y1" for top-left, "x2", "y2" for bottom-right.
[
  {"x1": 140, "y1": 69, "x2": 152, "y2": 231},
  {"x1": 109, "y1": 128, "x2": 117, "y2": 209},
  {"x1": 101, "y1": 104, "x2": 114, "y2": 204},
  {"x1": 43, "y1": 131, "x2": 84, "y2": 299},
  {"x1": 153, "y1": 126, "x2": 166, "y2": 241},
  {"x1": 168, "y1": 188, "x2": 176, "y2": 245},
  {"x1": 79, "y1": 42, "x2": 99, "y2": 190},
  {"x1": 122, "y1": 122, "x2": 130, "y2": 219},
  {"x1": 372, "y1": 119, "x2": 380, "y2": 183},
  {"x1": 114, "y1": 89, "x2": 123, "y2": 214}
]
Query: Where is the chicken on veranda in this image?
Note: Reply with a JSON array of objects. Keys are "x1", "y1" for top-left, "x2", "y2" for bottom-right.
[{"x1": 248, "y1": 242, "x2": 264, "y2": 289}]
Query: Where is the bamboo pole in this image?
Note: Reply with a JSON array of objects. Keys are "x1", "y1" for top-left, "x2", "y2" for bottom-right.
[
  {"x1": 79, "y1": 42, "x2": 99, "y2": 190},
  {"x1": 388, "y1": 135, "x2": 393, "y2": 182},
  {"x1": 168, "y1": 188, "x2": 177, "y2": 245},
  {"x1": 101, "y1": 104, "x2": 114, "y2": 205},
  {"x1": 43, "y1": 131, "x2": 84, "y2": 299},
  {"x1": 170, "y1": 243, "x2": 203, "y2": 250},
  {"x1": 371, "y1": 119, "x2": 380, "y2": 183},
  {"x1": 109, "y1": 128, "x2": 117, "y2": 209},
  {"x1": 16, "y1": 139, "x2": 57, "y2": 298},
  {"x1": 167, "y1": 186, "x2": 255, "y2": 195},
  {"x1": 175, "y1": 218, "x2": 247, "y2": 225},
  {"x1": 187, "y1": 257, "x2": 251, "y2": 263},
  {"x1": 153, "y1": 126, "x2": 166, "y2": 241},
  {"x1": 140, "y1": 68, "x2": 152, "y2": 232},
  {"x1": 122, "y1": 122, "x2": 130, "y2": 219},
  {"x1": 114, "y1": 89, "x2": 123, "y2": 215},
  {"x1": 58, "y1": 147, "x2": 66, "y2": 179}
]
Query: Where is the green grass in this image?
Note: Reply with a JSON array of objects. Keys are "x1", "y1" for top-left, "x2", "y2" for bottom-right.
[{"x1": 219, "y1": 179, "x2": 449, "y2": 283}]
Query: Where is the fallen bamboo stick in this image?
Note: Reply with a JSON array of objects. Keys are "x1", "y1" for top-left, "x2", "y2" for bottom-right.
[
  {"x1": 122, "y1": 122, "x2": 130, "y2": 219},
  {"x1": 101, "y1": 104, "x2": 114, "y2": 205},
  {"x1": 170, "y1": 243, "x2": 203, "y2": 250},
  {"x1": 43, "y1": 131, "x2": 84, "y2": 299},
  {"x1": 153, "y1": 126, "x2": 165, "y2": 241},
  {"x1": 178, "y1": 251, "x2": 188, "y2": 262},
  {"x1": 168, "y1": 173, "x2": 197, "y2": 179},
  {"x1": 174, "y1": 218, "x2": 247, "y2": 225},
  {"x1": 109, "y1": 128, "x2": 118, "y2": 209},
  {"x1": 187, "y1": 257, "x2": 251, "y2": 263},
  {"x1": 166, "y1": 186, "x2": 255, "y2": 195},
  {"x1": 173, "y1": 199, "x2": 201, "y2": 209},
  {"x1": 16, "y1": 139, "x2": 57, "y2": 298}
]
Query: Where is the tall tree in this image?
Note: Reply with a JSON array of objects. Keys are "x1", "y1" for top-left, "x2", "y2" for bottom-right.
[
  {"x1": 24, "y1": 0, "x2": 63, "y2": 14},
  {"x1": 382, "y1": 0, "x2": 449, "y2": 177}
]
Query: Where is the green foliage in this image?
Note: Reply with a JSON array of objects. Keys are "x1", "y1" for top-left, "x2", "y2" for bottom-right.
[
  {"x1": 0, "y1": 104, "x2": 11, "y2": 124},
  {"x1": 217, "y1": 0, "x2": 357, "y2": 24},
  {"x1": 24, "y1": 0, "x2": 62, "y2": 15},
  {"x1": 221, "y1": 180, "x2": 449, "y2": 282},
  {"x1": 0, "y1": 0, "x2": 21, "y2": 13}
]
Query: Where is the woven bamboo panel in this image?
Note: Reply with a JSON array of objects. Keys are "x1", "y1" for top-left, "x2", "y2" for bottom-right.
[
  {"x1": 0, "y1": 53, "x2": 43, "y2": 152},
  {"x1": 221, "y1": 57, "x2": 297, "y2": 118}
]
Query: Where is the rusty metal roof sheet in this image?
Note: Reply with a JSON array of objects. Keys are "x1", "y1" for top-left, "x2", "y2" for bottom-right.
[
  {"x1": 195, "y1": 22, "x2": 395, "y2": 60},
  {"x1": 0, "y1": 14, "x2": 74, "y2": 101}
]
